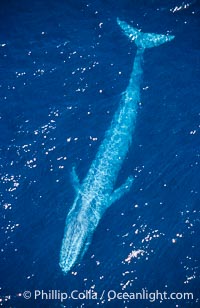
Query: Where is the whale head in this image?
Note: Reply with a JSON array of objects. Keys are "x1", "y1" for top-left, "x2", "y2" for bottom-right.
[{"x1": 59, "y1": 196, "x2": 92, "y2": 274}]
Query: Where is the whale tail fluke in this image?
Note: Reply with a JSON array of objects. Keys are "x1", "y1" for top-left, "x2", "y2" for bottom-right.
[{"x1": 117, "y1": 18, "x2": 175, "y2": 49}]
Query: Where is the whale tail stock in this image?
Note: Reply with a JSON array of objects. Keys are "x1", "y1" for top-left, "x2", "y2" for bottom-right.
[{"x1": 117, "y1": 18, "x2": 175, "y2": 49}]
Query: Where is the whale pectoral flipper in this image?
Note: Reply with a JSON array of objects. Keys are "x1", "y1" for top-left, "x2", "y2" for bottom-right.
[
  {"x1": 71, "y1": 166, "x2": 80, "y2": 192},
  {"x1": 110, "y1": 175, "x2": 134, "y2": 206}
]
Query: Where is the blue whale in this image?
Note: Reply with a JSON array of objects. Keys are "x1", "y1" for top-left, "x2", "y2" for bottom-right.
[{"x1": 59, "y1": 19, "x2": 174, "y2": 274}]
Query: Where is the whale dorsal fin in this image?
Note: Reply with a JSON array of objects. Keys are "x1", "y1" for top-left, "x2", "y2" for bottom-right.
[{"x1": 117, "y1": 18, "x2": 175, "y2": 49}]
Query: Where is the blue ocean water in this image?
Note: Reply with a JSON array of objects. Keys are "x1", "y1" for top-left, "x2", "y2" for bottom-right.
[{"x1": 0, "y1": 0, "x2": 199, "y2": 307}]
